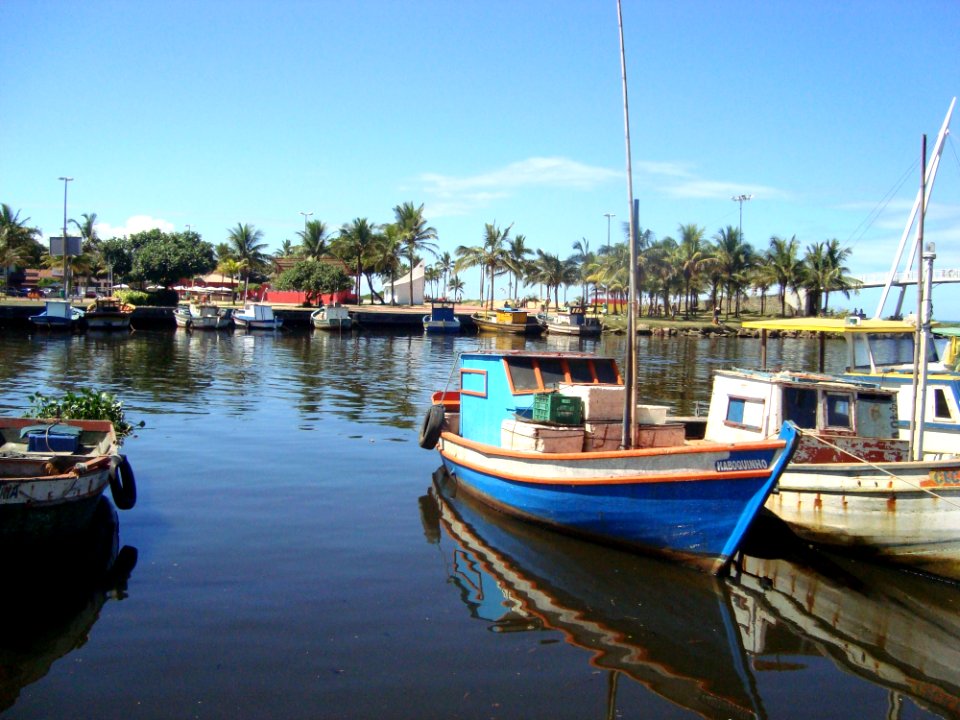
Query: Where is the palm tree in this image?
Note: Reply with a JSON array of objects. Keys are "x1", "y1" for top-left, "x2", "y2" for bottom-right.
[
  {"x1": 369, "y1": 224, "x2": 403, "y2": 304},
  {"x1": 227, "y1": 223, "x2": 269, "y2": 301},
  {"x1": 712, "y1": 225, "x2": 754, "y2": 317},
  {"x1": 217, "y1": 258, "x2": 243, "y2": 302},
  {"x1": 298, "y1": 219, "x2": 331, "y2": 260},
  {"x1": 278, "y1": 239, "x2": 296, "y2": 258},
  {"x1": 570, "y1": 237, "x2": 594, "y2": 307},
  {"x1": 675, "y1": 223, "x2": 714, "y2": 317},
  {"x1": 767, "y1": 235, "x2": 802, "y2": 317},
  {"x1": 822, "y1": 238, "x2": 855, "y2": 313},
  {"x1": 393, "y1": 202, "x2": 437, "y2": 305},
  {"x1": 334, "y1": 218, "x2": 378, "y2": 304},
  {"x1": 505, "y1": 234, "x2": 532, "y2": 301},
  {"x1": 447, "y1": 275, "x2": 465, "y2": 302},
  {"x1": 435, "y1": 251, "x2": 454, "y2": 298},
  {"x1": 530, "y1": 250, "x2": 578, "y2": 311}
]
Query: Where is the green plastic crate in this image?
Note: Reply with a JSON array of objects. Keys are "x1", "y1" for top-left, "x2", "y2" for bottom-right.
[{"x1": 532, "y1": 392, "x2": 583, "y2": 425}]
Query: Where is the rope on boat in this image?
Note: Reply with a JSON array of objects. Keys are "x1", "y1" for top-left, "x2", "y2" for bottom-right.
[{"x1": 795, "y1": 428, "x2": 960, "y2": 510}]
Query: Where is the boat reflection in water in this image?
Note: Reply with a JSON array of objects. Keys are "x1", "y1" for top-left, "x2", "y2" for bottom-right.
[
  {"x1": 0, "y1": 498, "x2": 138, "y2": 712},
  {"x1": 728, "y1": 516, "x2": 960, "y2": 719},
  {"x1": 423, "y1": 467, "x2": 763, "y2": 720}
]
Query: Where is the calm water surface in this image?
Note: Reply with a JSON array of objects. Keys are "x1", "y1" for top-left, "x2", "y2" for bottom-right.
[{"x1": 0, "y1": 328, "x2": 956, "y2": 719}]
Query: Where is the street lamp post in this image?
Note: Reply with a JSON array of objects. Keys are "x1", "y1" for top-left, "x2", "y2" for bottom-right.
[
  {"x1": 603, "y1": 213, "x2": 615, "y2": 311},
  {"x1": 58, "y1": 177, "x2": 73, "y2": 298},
  {"x1": 299, "y1": 211, "x2": 313, "y2": 232},
  {"x1": 731, "y1": 194, "x2": 752, "y2": 242}
]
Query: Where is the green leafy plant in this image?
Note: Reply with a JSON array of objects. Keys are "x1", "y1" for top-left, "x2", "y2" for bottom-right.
[{"x1": 28, "y1": 388, "x2": 137, "y2": 440}]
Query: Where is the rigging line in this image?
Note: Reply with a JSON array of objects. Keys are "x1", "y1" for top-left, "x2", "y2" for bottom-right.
[
  {"x1": 795, "y1": 428, "x2": 960, "y2": 510},
  {"x1": 844, "y1": 158, "x2": 918, "y2": 250}
]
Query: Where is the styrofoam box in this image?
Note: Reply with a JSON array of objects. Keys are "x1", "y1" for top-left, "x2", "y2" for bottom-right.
[
  {"x1": 501, "y1": 419, "x2": 585, "y2": 453},
  {"x1": 636, "y1": 404, "x2": 669, "y2": 425},
  {"x1": 557, "y1": 383, "x2": 625, "y2": 421},
  {"x1": 583, "y1": 421, "x2": 622, "y2": 451},
  {"x1": 636, "y1": 423, "x2": 686, "y2": 448}
]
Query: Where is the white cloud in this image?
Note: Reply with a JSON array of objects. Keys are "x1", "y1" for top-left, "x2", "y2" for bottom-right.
[
  {"x1": 94, "y1": 215, "x2": 175, "y2": 239},
  {"x1": 418, "y1": 157, "x2": 621, "y2": 216}
]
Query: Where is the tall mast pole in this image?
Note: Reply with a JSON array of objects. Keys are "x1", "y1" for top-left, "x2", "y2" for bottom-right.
[{"x1": 617, "y1": 0, "x2": 637, "y2": 449}]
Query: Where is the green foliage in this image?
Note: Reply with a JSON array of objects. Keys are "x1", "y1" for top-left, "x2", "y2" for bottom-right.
[
  {"x1": 274, "y1": 260, "x2": 352, "y2": 305},
  {"x1": 115, "y1": 290, "x2": 151, "y2": 306},
  {"x1": 28, "y1": 388, "x2": 136, "y2": 440},
  {"x1": 129, "y1": 229, "x2": 216, "y2": 287}
]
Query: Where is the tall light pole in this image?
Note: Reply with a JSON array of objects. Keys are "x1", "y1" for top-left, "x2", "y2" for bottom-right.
[
  {"x1": 603, "y1": 212, "x2": 615, "y2": 248},
  {"x1": 731, "y1": 194, "x2": 752, "y2": 242},
  {"x1": 603, "y1": 213, "x2": 615, "y2": 312},
  {"x1": 299, "y1": 211, "x2": 313, "y2": 232},
  {"x1": 58, "y1": 176, "x2": 73, "y2": 299}
]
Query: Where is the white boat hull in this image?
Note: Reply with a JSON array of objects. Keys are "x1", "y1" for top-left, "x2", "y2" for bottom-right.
[{"x1": 767, "y1": 460, "x2": 960, "y2": 579}]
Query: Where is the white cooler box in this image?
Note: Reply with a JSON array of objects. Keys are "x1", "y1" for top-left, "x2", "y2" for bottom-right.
[
  {"x1": 557, "y1": 383, "x2": 624, "y2": 421},
  {"x1": 501, "y1": 419, "x2": 585, "y2": 453}
]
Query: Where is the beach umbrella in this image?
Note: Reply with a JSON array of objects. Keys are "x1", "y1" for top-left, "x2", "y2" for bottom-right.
[{"x1": 112, "y1": 283, "x2": 130, "y2": 289}]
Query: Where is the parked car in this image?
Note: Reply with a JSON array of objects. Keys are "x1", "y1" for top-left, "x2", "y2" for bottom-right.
[{"x1": 3, "y1": 286, "x2": 28, "y2": 297}]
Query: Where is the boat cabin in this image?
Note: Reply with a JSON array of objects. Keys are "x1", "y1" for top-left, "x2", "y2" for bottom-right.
[
  {"x1": 244, "y1": 303, "x2": 276, "y2": 321},
  {"x1": 704, "y1": 368, "x2": 908, "y2": 463},
  {"x1": 428, "y1": 302, "x2": 456, "y2": 323},
  {"x1": 455, "y1": 350, "x2": 621, "y2": 447}
]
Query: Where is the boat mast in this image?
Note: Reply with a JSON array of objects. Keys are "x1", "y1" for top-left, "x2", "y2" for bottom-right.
[
  {"x1": 873, "y1": 97, "x2": 955, "y2": 319},
  {"x1": 617, "y1": 0, "x2": 638, "y2": 449}
]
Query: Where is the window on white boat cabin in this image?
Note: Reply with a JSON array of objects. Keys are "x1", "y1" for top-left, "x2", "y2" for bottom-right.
[
  {"x1": 856, "y1": 392, "x2": 897, "y2": 437},
  {"x1": 824, "y1": 393, "x2": 853, "y2": 430},
  {"x1": 782, "y1": 387, "x2": 818, "y2": 429},
  {"x1": 933, "y1": 388, "x2": 954, "y2": 420},
  {"x1": 724, "y1": 396, "x2": 764, "y2": 430}
]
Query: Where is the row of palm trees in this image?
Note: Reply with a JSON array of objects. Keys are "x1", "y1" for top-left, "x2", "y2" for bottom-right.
[
  {"x1": 418, "y1": 221, "x2": 854, "y2": 318},
  {"x1": 4, "y1": 199, "x2": 855, "y2": 316}
]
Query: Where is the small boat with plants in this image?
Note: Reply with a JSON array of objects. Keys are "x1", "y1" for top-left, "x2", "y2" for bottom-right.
[
  {"x1": 232, "y1": 302, "x2": 282, "y2": 331},
  {"x1": 471, "y1": 307, "x2": 545, "y2": 336},
  {"x1": 542, "y1": 304, "x2": 602, "y2": 337},
  {"x1": 84, "y1": 296, "x2": 134, "y2": 331},
  {"x1": 174, "y1": 295, "x2": 233, "y2": 330},
  {"x1": 29, "y1": 299, "x2": 84, "y2": 331},
  {"x1": 695, "y1": 367, "x2": 960, "y2": 580},
  {"x1": 0, "y1": 389, "x2": 137, "y2": 539},
  {"x1": 310, "y1": 303, "x2": 352, "y2": 331},
  {"x1": 422, "y1": 300, "x2": 460, "y2": 334},
  {"x1": 418, "y1": 350, "x2": 798, "y2": 575}
]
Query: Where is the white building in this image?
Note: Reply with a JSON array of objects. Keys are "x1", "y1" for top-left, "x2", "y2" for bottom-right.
[{"x1": 381, "y1": 262, "x2": 425, "y2": 305}]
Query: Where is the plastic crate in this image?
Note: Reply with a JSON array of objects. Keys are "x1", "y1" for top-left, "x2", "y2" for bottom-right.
[{"x1": 532, "y1": 393, "x2": 583, "y2": 425}]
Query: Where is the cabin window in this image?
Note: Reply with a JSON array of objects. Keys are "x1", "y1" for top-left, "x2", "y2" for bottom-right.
[
  {"x1": 567, "y1": 360, "x2": 594, "y2": 384},
  {"x1": 824, "y1": 393, "x2": 852, "y2": 429},
  {"x1": 505, "y1": 358, "x2": 539, "y2": 391},
  {"x1": 725, "y1": 397, "x2": 764, "y2": 430},
  {"x1": 539, "y1": 358, "x2": 566, "y2": 388},
  {"x1": 934, "y1": 388, "x2": 953, "y2": 420},
  {"x1": 783, "y1": 387, "x2": 818, "y2": 429},
  {"x1": 856, "y1": 392, "x2": 896, "y2": 438},
  {"x1": 594, "y1": 360, "x2": 620, "y2": 384}
]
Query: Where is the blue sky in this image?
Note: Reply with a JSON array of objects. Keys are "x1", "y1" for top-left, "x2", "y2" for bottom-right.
[{"x1": 4, "y1": 1, "x2": 960, "y2": 316}]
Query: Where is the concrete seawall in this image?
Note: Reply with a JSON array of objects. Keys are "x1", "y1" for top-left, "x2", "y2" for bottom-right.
[{"x1": 0, "y1": 303, "x2": 477, "y2": 331}]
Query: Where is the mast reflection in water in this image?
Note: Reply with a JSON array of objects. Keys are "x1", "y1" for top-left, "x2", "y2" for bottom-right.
[{"x1": 424, "y1": 467, "x2": 763, "y2": 720}]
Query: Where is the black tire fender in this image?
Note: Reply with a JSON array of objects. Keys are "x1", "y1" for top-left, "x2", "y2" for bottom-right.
[
  {"x1": 418, "y1": 405, "x2": 445, "y2": 449},
  {"x1": 109, "y1": 454, "x2": 137, "y2": 510}
]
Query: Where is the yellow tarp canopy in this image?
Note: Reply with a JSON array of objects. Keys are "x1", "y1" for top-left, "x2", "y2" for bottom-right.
[{"x1": 741, "y1": 317, "x2": 921, "y2": 334}]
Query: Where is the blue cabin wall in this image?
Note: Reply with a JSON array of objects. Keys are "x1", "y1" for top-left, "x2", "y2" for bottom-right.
[{"x1": 460, "y1": 354, "x2": 537, "y2": 446}]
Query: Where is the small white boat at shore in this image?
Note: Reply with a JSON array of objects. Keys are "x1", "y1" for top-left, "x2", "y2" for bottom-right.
[
  {"x1": 29, "y1": 300, "x2": 84, "y2": 331},
  {"x1": 311, "y1": 304, "x2": 352, "y2": 331},
  {"x1": 174, "y1": 297, "x2": 233, "y2": 330},
  {"x1": 543, "y1": 305, "x2": 601, "y2": 337},
  {"x1": 233, "y1": 303, "x2": 282, "y2": 330},
  {"x1": 422, "y1": 301, "x2": 460, "y2": 334},
  {"x1": 84, "y1": 297, "x2": 133, "y2": 331}
]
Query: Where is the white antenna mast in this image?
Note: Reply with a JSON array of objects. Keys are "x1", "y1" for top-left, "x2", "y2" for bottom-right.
[{"x1": 873, "y1": 97, "x2": 955, "y2": 319}]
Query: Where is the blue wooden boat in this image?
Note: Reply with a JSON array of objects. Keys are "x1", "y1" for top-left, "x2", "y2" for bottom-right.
[
  {"x1": 422, "y1": 301, "x2": 460, "y2": 334},
  {"x1": 29, "y1": 300, "x2": 84, "y2": 331},
  {"x1": 418, "y1": 349, "x2": 798, "y2": 574}
]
